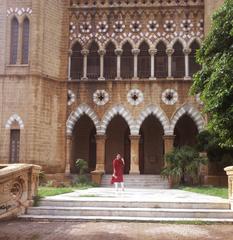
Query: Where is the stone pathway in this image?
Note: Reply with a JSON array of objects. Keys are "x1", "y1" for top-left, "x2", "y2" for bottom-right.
[{"x1": 1, "y1": 221, "x2": 233, "y2": 240}]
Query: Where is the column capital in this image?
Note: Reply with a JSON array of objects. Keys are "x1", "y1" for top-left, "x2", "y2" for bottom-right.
[
  {"x1": 129, "y1": 135, "x2": 141, "y2": 140},
  {"x1": 183, "y1": 48, "x2": 191, "y2": 55},
  {"x1": 115, "y1": 48, "x2": 123, "y2": 56},
  {"x1": 132, "y1": 48, "x2": 140, "y2": 55},
  {"x1": 68, "y1": 49, "x2": 73, "y2": 56},
  {"x1": 98, "y1": 49, "x2": 106, "y2": 56},
  {"x1": 166, "y1": 48, "x2": 174, "y2": 56},
  {"x1": 149, "y1": 49, "x2": 157, "y2": 56},
  {"x1": 95, "y1": 134, "x2": 107, "y2": 140},
  {"x1": 81, "y1": 49, "x2": 89, "y2": 56}
]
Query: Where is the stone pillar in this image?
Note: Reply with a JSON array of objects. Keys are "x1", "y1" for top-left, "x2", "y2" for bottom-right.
[
  {"x1": 98, "y1": 49, "x2": 106, "y2": 81},
  {"x1": 130, "y1": 135, "x2": 140, "y2": 174},
  {"x1": 132, "y1": 49, "x2": 140, "y2": 80},
  {"x1": 149, "y1": 49, "x2": 157, "y2": 80},
  {"x1": 224, "y1": 166, "x2": 233, "y2": 210},
  {"x1": 163, "y1": 135, "x2": 175, "y2": 155},
  {"x1": 17, "y1": 20, "x2": 23, "y2": 64},
  {"x1": 166, "y1": 48, "x2": 174, "y2": 80},
  {"x1": 115, "y1": 48, "x2": 123, "y2": 80},
  {"x1": 184, "y1": 48, "x2": 191, "y2": 80},
  {"x1": 81, "y1": 49, "x2": 89, "y2": 80},
  {"x1": 68, "y1": 50, "x2": 72, "y2": 80},
  {"x1": 65, "y1": 135, "x2": 72, "y2": 175}
]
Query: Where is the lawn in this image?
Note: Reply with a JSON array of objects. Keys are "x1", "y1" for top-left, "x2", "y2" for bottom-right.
[{"x1": 180, "y1": 186, "x2": 228, "y2": 199}]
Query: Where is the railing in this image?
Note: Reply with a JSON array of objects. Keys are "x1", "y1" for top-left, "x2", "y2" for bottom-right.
[
  {"x1": 0, "y1": 164, "x2": 41, "y2": 220},
  {"x1": 224, "y1": 166, "x2": 233, "y2": 210}
]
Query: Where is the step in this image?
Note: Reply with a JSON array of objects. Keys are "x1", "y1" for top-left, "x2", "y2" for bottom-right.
[
  {"x1": 39, "y1": 199, "x2": 230, "y2": 210},
  {"x1": 26, "y1": 206, "x2": 233, "y2": 219},
  {"x1": 19, "y1": 215, "x2": 233, "y2": 223}
]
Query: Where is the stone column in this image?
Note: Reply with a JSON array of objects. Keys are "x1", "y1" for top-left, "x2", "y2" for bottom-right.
[
  {"x1": 184, "y1": 48, "x2": 192, "y2": 80},
  {"x1": 65, "y1": 135, "x2": 72, "y2": 175},
  {"x1": 98, "y1": 49, "x2": 106, "y2": 81},
  {"x1": 130, "y1": 135, "x2": 140, "y2": 174},
  {"x1": 115, "y1": 48, "x2": 123, "y2": 80},
  {"x1": 166, "y1": 48, "x2": 174, "y2": 80},
  {"x1": 149, "y1": 49, "x2": 157, "y2": 80},
  {"x1": 224, "y1": 166, "x2": 233, "y2": 210},
  {"x1": 81, "y1": 49, "x2": 89, "y2": 80},
  {"x1": 17, "y1": 20, "x2": 23, "y2": 64},
  {"x1": 132, "y1": 48, "x2": 140, "y2": 80},
  {"x1": 68, "y1": 50, "x2": 72, "y2": 80},
  {"x1": 163, "y1": 135, "x2": 175, "y2": 156}
]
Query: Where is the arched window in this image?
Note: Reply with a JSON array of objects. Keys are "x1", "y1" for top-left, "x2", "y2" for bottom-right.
[
  {"x1": 121, "y1": 42, "x2": 133, "y2": 79},
  {"x1": 22, "y1": 17, "x2": 30, "y2": 64},
  {"x1": 155, "y1": 41, "x2": 168, "y2": 78},
  {"x1": 104, "y1": 42, "x2": 117, "y2": 79},
  {"x1": 10, "y1": 129, "x2": 20, "y2": 163},
  {"x1": 10, "y1": 17, "x2": 19, "y2": 64},
  {"x1": 138, "y1": 41, "x2": 150, "y2": 79},
  {"x1": 87, "y1": 41, "x2": 100, "y2": 80},
  {"x1": 172, "y1": 41, "x2": 185, "y2": 78},
  {"x1": 70, "y1": 42, "x2": 83, "y2": 80},
  {"x1": 189, "y1": 40, "x2": 201, "y2": 77}
]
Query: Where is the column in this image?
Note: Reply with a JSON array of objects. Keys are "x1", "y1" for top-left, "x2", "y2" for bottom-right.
[
  {"x1": 115, "y1": 48, "x2": 122, "y2": 80},
  {"x1": 68, "y1": 50, "x2": 72, "y2": 80},
  {"x1": 95, "y1": 134, "x2": 106, "y2": 172},
  {"x1": 184, "y1": 48, "x2": 191, "y2": 80},
  {"x1": 81, "y1": 49, "x2": 89, "y2": 80},
  {"x1": 132, "y1": 48, "x2": 140, "y2": 80},
  {"x1": 98, "y1": 49, "x2": 106, "y2": 81},
  {"x1": 130, "y1": 135, "x2": 140, "y2": 174},
  {"x1": 149, "y1": 49, "x2": 157, "y2": 80},
  {"x1": 163, "y1": 135, "x2": 175, "y2": 156},
  {"x1": 166, "y1": 48, "x2": 174, "y2": 80},
  {"x1": 65, "y1": 135, "x2": 72, "y2": 175},
  {"x1": 17, "y1": 20, "x2": 23, "y2": 64}
]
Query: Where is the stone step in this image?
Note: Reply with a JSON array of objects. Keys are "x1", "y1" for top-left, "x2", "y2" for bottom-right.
[
  {"x1": 19, "y1": 215, "x2": 233, "y2": 223},
  {"x1": 39, "y1": 199, "x2": 230, "y2": 209},
  {"x1": 26, "y1": 206, "x2": 233, "y2": 219}
]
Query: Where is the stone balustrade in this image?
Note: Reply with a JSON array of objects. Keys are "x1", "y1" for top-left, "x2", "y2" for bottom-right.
[
  {"x1": 0, "y1": 164, "x2": 41, "y2": 220},
  {"x1": 224, "y1": 166, "x2": 233, "y2": 210}
]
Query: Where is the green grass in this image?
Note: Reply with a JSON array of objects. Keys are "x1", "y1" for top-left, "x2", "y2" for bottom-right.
[{"x1": 179, "y1": 186, "x2": 228, "y2": 199}]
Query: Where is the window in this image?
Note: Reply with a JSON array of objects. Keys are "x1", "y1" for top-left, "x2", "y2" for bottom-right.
[
  {"x1": 87, "y1": 42, "x2": 100, "y2": 80},
  {"x1": 189, "y1": 40, "x2": 201, "y2": 77},
  {"x1": 22, "y1": 17, "x2": 30, "y2": 64},
  {"x1": 70, "y1": 42, "x2": 83, "y2": 79},
  {"x1": 172, "y1": 41, "x2": 185, "y2": 78},
  {"x1": 155, "y1": 41, "x2": 168, "y2": 78},
  {"x1": 9, "y1": 129, "x2": 20, "y2": 163},
  {"x1": 121, "y1": 42, "x2": 133, "y2": 79},
  {"x1": 138, "y1": 41, "x2": 150, "y2": 79},
  {"x1": 104, "y1": 42, "x2": 117, "y2": 79},
  {"x1": 10, "y1": 17, "x2": 19, "y2": 64}
]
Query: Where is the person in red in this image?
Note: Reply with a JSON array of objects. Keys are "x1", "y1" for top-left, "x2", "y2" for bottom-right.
[{"x1": 111, "y1": 153, "x2": 125, "y2": 192}]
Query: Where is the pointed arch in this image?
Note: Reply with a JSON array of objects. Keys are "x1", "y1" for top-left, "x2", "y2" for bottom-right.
[
  {"x1": 100, "y1": 105, "x2": 136, "y2": 135},
  {"x1": 121, "y1": 41, "x2": 134, "y2": 79},
  {"x1": 103, "y1": 39, "x2": 118, "y2": 50},
  {"x1": 155, "y1": 38, "x2": 169, "y2": 49},
  {"x1": 172, "y1": 40, "x2": 185, "y2": 78},
  {"x1": 86, "y1": 39, "x2": 101, "y2": 50},
  {"x1": 70, "y1": 39, "x2": 84, "y2": 51},
  {"x1": 136, "y1": 38, "x2": 152, "y2": 49},
  {"x1": 70, "y1": 41, "x2": 83, "y2": 80},
  {"x1": 155, "y1": 40, "x2": 168, "y2": 78},
  {"x1": 170, "y1": 104, "x2": 205, "y2": 134},
  {"x1": 170, "y1": 37, "x2": 187, "y2": 49},
  {"x1": 189, "y1": 39, "x2": 201, "y2": 77},
  {"x1": 5, "y1": 114, "x2": 24, "y2": 129},
  {"x1": 138, "y1": 41, "x2": 150, "y2": 78},
  {"x1": 104, "y1": 41, "x2": 117, "y2": 79},
  {"x1": 136, "y1": 105, "x2": 170, "y2": 135},
  {"x1": 66, "y1": 104, "x2": 101, "y2": 136},
  {"x1": 119, "y1": 38, "x2": 135, "y2": 49},
  {"x1": 10, "y1": 16, "x2": 19, "y2": 64},
  {"x1": 87, "y1": 40, "x2": 100, "y2": 79},
  {"x1": 188, "y1": 37, "x2": 202, "y2": 48},
  {"x1": 22, "y1": 16, "x2": 30, "y2": 64}
]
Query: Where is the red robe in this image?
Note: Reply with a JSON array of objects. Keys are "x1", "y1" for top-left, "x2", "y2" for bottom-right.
[{"x1": 111, "y1": 158, "x2": 124, "y2": 184}]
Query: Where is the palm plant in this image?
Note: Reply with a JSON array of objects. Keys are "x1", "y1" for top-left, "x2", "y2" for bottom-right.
[{"x1": 76, "y1": 159, "x2": 88, "y2": 175}]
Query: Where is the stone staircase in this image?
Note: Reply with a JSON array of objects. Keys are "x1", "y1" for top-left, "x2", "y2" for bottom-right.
[{"x1": 101, "y1": 174, "x2": 169, "y2": 189}]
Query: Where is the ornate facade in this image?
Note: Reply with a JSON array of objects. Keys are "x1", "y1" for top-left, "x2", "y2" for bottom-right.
[{"x1": 0, "y1": 0, "x2": 224, "y2": 181}]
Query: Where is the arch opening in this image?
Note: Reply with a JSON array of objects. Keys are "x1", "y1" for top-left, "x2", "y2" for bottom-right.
[
  {"x1": 87, "y1": 41, "x2": 100, "y2": 79},
  {"x1": 172, "y1": 41, "x2": 185, "y2": 78},
  {"x1": 104, "y1": 42, "x2": 117, "y2": 79},
  {"x1": 70, "y1": 42, "x2": 83, "y2": 80},
  {"x1": 138, "y1": 41, "x2": 150, "y2": 78},
  {"x1": 155, "y1": 41, "x2": 168, "y2": 78},
  {"x1": 121, "y1": 42, "x2": 133, "y2": 79},
  {"x1": 189, "y1": 40, "x2": 201, "y2": 77}
]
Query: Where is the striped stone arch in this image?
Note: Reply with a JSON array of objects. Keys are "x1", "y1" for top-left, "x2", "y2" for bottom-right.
[
  {"x1": 100, "y1": 105, "x2": 136, "y2": 135},
  {"x1": 66, "y1": 104, "x2": 101, "y2": 136},
  {"x1": 170, "y1": 104, "x2": 205, "y2": 134},
  {"x1": 5, "y1": 114, "x2": 24, "y2": 129},
  {"x1": 135, "y1": 105, "x2": 171, "y2": 135}
]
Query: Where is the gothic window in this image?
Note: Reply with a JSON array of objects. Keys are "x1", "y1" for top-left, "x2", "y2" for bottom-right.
[
  {"x1": 138, "y1": 41, "x2": 150, "y2": 79},
  {"x1": 104, "y1": 42, "x2": 117, "y2": 79},
  {"x1": 172, "y1": 41, "x2": 185, "y2": 78},
  {"x1": 121, "y1": 42, "x2": 133, "y2": 79},
  {"x1": 155, "y1": 41, "x2": 168, "y2": 78},
  {"x1": 70, "y1": 42, "x2": 83, "y2": 80},
  {"x1": 189, "y1": 40, "x2": 201, "y2": 77},
  {"x1": 10, "y1": 17, "x2": 19, "y2": 64},
  {"x1": 9, "y1": 129, "x2": 20, "y2": 163},
  {"x1": 22, "y1": 17, "x2": 30, "y2": 64},
  {"x1": 87, "y1": 41, "x2": 100, "y2": 80}
]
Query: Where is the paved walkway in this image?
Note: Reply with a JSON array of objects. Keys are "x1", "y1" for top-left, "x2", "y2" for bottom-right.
[
  {"x1": 1, "y1": 221, "x2": 233, "y2": 240},
  {"x1": 45, "y1": 188, "x2": 228, "y2": 203}
]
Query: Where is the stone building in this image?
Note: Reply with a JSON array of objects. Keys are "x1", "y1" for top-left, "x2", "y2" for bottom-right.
[{"x1": 0, "y1": 0, "x2": 224, "y2": 182}]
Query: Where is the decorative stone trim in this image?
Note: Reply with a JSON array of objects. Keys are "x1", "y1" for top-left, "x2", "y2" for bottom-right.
[
  {"x1": 164, "y1": 20, "x2": 176, "y2": 32},
  {"x1": 68, "y1": 90, "x2": 75, "y2": 106},
  {"x1": 93, "y1": 90, "x2": 109, "y2": 106},
  {"x1": 80, "y1": 22, "x2": 92, "y2": 33},
  {"x1": 5, "y1": 114, "x2": 24, "y2": 129},
  {"x1": 147, "y1": 20, "x2": 159, "y2": 32},
  {"x1": 66, "y1": 104, "x2": 101, "y2": 135},
  {"x1": 162, "y1": 89, "x2": 178, "y2": 105},
  {"x1": 196, "y1": 93, "x2": 204, "y2": 105},
  {"x1": 113, "y1": 21, "x2": 125, "y2": 33},
  {"x1": 130, "y1": 21, "x2": 142, "y2": 33},
  {"x1": 197, "y1": 19, "x2": 204, "y2": 31},
  {"x1": 170, "y1": 104, "x2": 205, "y2": 134},
  {"x1": 97, "y1": 21, "x2": 109, "y2": 33},
  {"x1": 127, "y1": 89, "x2": 144, "y2": 106},
  {"x1": 135, "y1": 105, "x2": 171, "y2": 135},
  {"x1": 7, "y1": 8, "x2": 32, "y2": 16},
  {"x1": 180, "y1": 19, "x2": 193, "y2": 32}
]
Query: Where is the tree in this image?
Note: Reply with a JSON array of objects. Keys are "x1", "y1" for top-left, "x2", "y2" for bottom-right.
[{"x1": 191, "y1": 0, "x2": 233, "y2": 147}]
